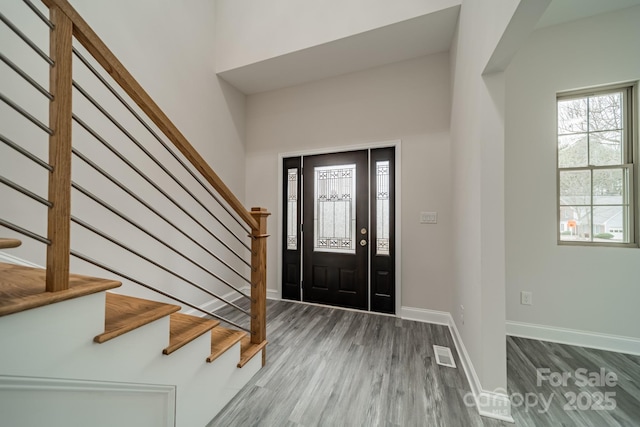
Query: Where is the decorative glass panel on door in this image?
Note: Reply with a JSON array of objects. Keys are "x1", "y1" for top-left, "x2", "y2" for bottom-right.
[
  {"x1": 287, "y1": 168, "x2": 298, "y2": 250},
  {"x1": 314, "y1": 164, "x2": 356, "y2": 253},
  {"x1": 376, "y1": 161, "x2": 390, "y2": 255}
]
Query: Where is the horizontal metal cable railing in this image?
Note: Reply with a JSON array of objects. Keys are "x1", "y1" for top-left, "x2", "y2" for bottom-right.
[
  {"x1": 0, "y1": 9, "x2": 53, "y2": 64},
  {"x1": 0, "y1": 0, "x2": 268, "y2": 342},
  {"x1": 70, "y1": 110, "x2": 251, "y2": 276},
  {"x1": 71, "y1": 46, "x2": 252, "y2": 238}
]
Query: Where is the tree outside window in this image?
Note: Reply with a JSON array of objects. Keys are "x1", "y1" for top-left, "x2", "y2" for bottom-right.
[{"x1": 557, "y1": 85, "x2": 636, "y2": 245}]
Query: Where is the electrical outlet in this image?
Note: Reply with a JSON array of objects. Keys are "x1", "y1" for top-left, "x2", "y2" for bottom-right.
[
  {"x1": 521, "y1": 291, "x2": 533, "y2": 305},
  {"x1": 420, "y1": 212, "x2": 437, "y2": 224}
]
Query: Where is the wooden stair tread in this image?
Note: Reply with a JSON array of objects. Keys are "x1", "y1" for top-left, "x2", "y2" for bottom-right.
[
  {"x1": 163, "y1": 313, "x2": 220, "y2": 355},
  {"x1": 0, "y1": 262, "x2": 121, "y2": 317},
  {"x1": 0, "y1": 238, "x2": 22, "y2": 249},
  {"x1": 238, "y1": 336, "x2": 268, "y2": 368},
  {"x1": 207, "y1": 327, "x2": 246, "y2": 363},
  {"x1": 95, "y1": 293, "x2": 180, "y2": 343}
]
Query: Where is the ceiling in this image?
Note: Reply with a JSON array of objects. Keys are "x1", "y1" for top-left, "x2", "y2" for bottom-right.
[
  {"x1": 218, "y1": 6, "x2": 460, "y2": 95},
  {"x1": 536, "y1": 0, "x2": 640, "y2": 28},
  {"x1": 219, "y1": 0, "x2": 640, "y2": 95}
]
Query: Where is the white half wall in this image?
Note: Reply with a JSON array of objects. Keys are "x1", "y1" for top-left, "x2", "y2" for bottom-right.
[
  {"x1": 245, "y1": 53, "x2": 453, "y2": 313},
  {"x1": 505, "y1": 5, "x2": 640, "y2": 339}
]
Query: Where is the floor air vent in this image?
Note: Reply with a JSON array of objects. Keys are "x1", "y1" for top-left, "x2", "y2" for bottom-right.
[{"x1": 433, "y1": 345, "x2": 456, "y2": 368}]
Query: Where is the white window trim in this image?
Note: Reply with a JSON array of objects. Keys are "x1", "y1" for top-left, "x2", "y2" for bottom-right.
[{"x1": 556, "y1": 82, "x2": 639, "y2": 248}]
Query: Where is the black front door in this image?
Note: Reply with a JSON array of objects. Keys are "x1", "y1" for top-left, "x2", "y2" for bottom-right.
[
  {"x1": 282, "y1": 147, "x2": 395, "y2": 313},
  {"x1": 302, "y1": 150, "x2": 368, "y2": 310}
]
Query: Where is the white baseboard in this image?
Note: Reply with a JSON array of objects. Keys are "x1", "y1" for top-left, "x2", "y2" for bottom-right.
[
  {"x1": 506, "y1": 321, "x2": 640, "y2": 356},
  {"x1": 266, "y1": 289, "x2": 280, "y2": 300},
  {"x1": 403, "y1": 306, "x2": 513, "y2": 423},
  {"x1": 448, "y1": 316, "x2": 514, "y2": 423},
  {"x1": 447, "y1": 316, "x2": 482, "y2": 398},
  {"x1": 476, "y1": 391, "x2": 514, "y2": 422},
  {"x1": 185, "y1": 287, "x2": 280, "y2": 316},
  {"x1": 400, "y1": 306, "x2": 450, "y2": 325},
  {"x1": 0, "y1": 252, "x2": 42, "y2": 268},
  {"x1": 183, "y1": 288, "x2": 247, "y2": 316}
]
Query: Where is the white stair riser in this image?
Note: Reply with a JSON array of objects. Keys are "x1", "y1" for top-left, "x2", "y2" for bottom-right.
[
  {"x1": 0, "y1": 293, "x2": 106, "y2": 378},
  {"x1": 0, "y1": 291, "x2": 262, "y2": 427}
]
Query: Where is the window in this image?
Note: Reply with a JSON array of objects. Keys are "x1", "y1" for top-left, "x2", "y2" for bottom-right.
[
  {"x1": 313, "y1": 164, "x2": 356, "y2": 253},
  {"x1": 557, "y1": 83, "x2": 637, "y2": 246},
  {"x1": 286, "y1": 168, "x2": 298, "y2": 250},
  {"x1": 375, "y1": 160, "x2": 390, "y2": 255}
]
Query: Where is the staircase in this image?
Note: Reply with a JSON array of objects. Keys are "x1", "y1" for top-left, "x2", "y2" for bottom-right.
[
  {"x1": 0, "y1": 1, "x2": 270, "y2": 425},
  {"x1": 0, "y1": 251, "x2": 264, "y2": 426}
]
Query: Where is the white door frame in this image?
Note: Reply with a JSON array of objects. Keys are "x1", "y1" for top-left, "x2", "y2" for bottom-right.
[{"x1": 276, "y1": 139, "x2": 402, "y2": 315}]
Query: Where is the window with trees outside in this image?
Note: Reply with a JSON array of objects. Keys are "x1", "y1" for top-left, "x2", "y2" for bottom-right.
[{"x1": 557, "y1": 83, "x2": 637, "y2": 246}]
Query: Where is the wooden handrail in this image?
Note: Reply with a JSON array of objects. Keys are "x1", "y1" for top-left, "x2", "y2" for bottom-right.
[
  {"x1": 41, "y1": 0, "x2": 259, "y2": 231},
  {"x1": 37, "y1": 0, "x2": 269, "y2": 353}
]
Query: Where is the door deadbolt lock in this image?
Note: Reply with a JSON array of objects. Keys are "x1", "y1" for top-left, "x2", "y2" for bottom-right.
[
  {"x1": 360, "y1": 239, "x2": 367, "y2": 246},
  {"x1": 360, "y1": 228, "x2": 367, "y2": 235}
]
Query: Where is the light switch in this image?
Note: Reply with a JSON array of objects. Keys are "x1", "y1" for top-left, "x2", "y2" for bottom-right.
[{"x1": 420, "y1": 212, "x2": 437, "y2": 224}]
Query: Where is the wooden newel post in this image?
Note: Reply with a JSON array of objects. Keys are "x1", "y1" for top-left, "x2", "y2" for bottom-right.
[
  {"x1": 46, "y1": 5, "x2": 73, "y2": 292},
  {"x1": 250, "y1": 207, "x2": 270, "y2": 347}
]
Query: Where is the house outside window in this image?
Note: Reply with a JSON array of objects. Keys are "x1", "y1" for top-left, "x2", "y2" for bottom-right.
[{"x1": 557, "y1": 83, "x2": 638, "y2": 246}]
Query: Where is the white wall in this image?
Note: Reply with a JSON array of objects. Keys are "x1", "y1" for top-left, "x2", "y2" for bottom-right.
[
  {"x1": 505, "y1": 5, "x2": 640, "y2": 339},
  {"x1": 69, "y1": 0, "x2": 246, "y2": 196},
  {"x1": 449, "y1": 0, "x2": 521, "y2": 401},
  {"x1": 245, "y1": 54, "x2": 453, "y2": 312},
  {"x1": 215, "y1": 0, "x2": 459, "y2": 72},
  {"x1": 0, "y1": 0, "x2": 249, "y2": 308}
]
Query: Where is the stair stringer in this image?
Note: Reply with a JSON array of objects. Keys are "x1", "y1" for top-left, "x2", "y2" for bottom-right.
[{"x1": 0, "y1": 290, "x2": 262, "y2": 427}]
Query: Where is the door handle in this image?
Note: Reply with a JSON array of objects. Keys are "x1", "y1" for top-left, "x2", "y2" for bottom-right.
[{"x1": 360, "y1": 239, "x2": 367, "y2": 246}]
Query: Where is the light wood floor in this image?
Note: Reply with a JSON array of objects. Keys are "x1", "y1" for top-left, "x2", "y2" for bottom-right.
[{"x1": 209, "y1": 300, "x2": 640, "y2": 427}]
